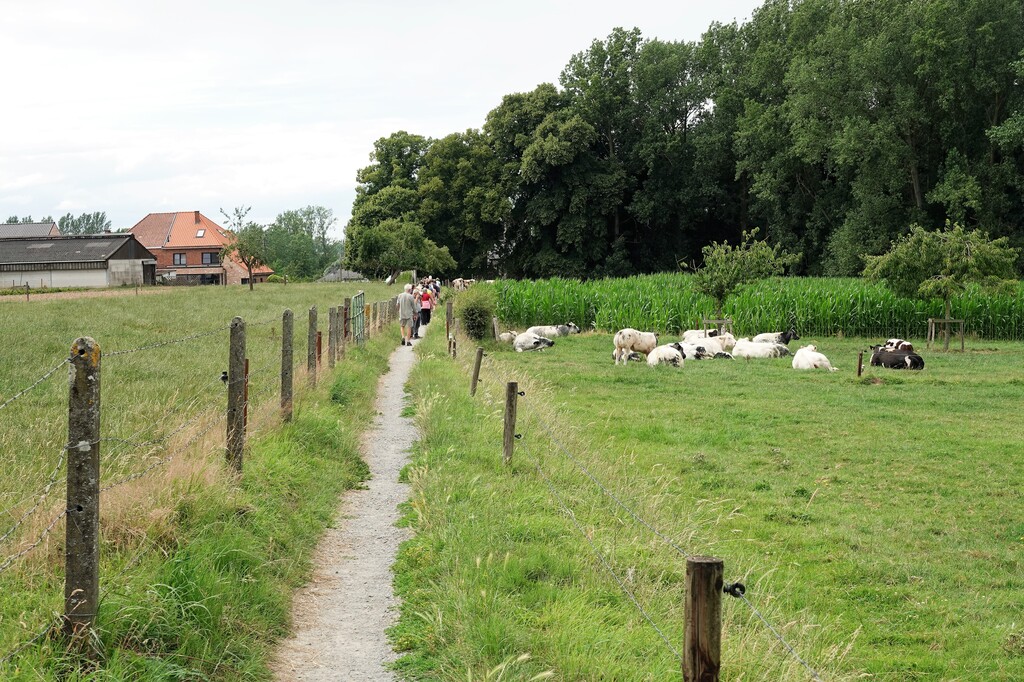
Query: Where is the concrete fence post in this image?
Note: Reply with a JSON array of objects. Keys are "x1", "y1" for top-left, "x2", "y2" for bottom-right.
[
  {"x1": 281, "y1": 309, "x2": 293, "y2": 422},
  {"x1": 503, "y1": 381, "x2": 518, "y2": 466},
  {"x1": 307, "y1": 306, "x2": 318, "y2": 385},
  {"x1": 683, "y1": 557, "x2": 724, "y2": 682},
  {"x1": 226, "y1": 316, "x2": 246, "y2": 471},
  {"x1": 65, "y1": 336, "x2": 101, "y2": 638}
]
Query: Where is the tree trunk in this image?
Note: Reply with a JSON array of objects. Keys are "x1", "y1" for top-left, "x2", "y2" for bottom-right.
[
  {"x1": 944, "y1": 297, "x2": 951, "y2": 351},
  {"x1": 248, "y1": 266, "x2": 254, "y2": 291}
]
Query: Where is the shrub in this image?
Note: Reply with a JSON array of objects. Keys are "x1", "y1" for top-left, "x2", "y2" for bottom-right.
[{"x1": 454, "y1": 285, "x2": 496, "y2": 340}]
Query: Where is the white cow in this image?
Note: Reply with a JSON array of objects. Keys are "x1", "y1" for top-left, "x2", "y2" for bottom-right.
[
  {"x1": 513, "y1": 332, "x2": 554, "y2": 352},
  {"x1": 733, "y1": 337, "x2": 791, "y2": 359},
  {"x1": 792, "y1": 344, "x2": 837, "y2": 371},
  {"x1": 647, "y1": 343, "x2": 684, "y2": 367}
]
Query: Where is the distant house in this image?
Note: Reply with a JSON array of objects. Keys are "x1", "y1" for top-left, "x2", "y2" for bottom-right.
[
  {"x1": 127, "y1": 211, "x2": 273, "y2": 285},
  {"x1": 0, "y1": 234, "x2": 156, "y2": 288},
  {"x1": 0, "y1": 222, "x2": 61, "y2": 239}
]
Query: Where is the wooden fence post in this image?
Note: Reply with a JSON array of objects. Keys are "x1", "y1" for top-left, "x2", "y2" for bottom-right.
[
  {"x1": 365, "y1": 303, "x2": 372, "y2": 340},
  {"x1": 471, "y1": 347, "x2": 484, "y2": 396},
  {"x1": 226, "y1": 316, "x2": 246, "y2": 471},
  {"x1": 328, "y1": 306, "x2": 337, "y2": 369},
  {"x1": 342, "y1": 297, "x2": 351, "y2": 358},
  {"x1": 857, "y1": 351, "x2": 864, "y2": 377},
  {"x1": 281, "y1": 309, "x2": 293, "y2": 422},
  {"x1": 65, "y1": 336, "x2": 101, "y2": 638},
  {"x1": 503, "y1": 381, "x2": 518, "y2": 466},
  {"x1": 683, "y1": 556, "x2": 723, "y2": 682},
  {"x1": 317, "y1": 331, "x2": 323, "y2": 367},
  {"x1": 307, "y1": 306, "x2": 317, "y2": 385}
]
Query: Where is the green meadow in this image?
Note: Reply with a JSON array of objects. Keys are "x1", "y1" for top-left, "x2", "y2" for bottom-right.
[
  {"x1": 395, "y1": 329, "x2": 1024, "y2": 680},
  {"x1": 0, "y1": 283, "x2": 399, "y2": 679}
]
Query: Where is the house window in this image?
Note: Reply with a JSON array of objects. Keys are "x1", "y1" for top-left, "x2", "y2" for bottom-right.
[
  {"x1": 173, "y1": 253, "x2": 186, "y2": 265},
  {"x1": 196, "y1": 229, "x2": 205, "y2": 238},
  {"x1": 202, "y1": 252, "x2": 220, "y2": 265}
]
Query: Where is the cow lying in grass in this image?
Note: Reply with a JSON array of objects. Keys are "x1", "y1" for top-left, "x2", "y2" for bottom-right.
[
  {"x1": 733, "y1": 338, "x2": 791, "y2": 359},
  {"x1": 870, "y1": 345, "x2": 925, "y2": 370},
  {"x1": 647, "y1": 343, "x2": 685, "y2": 367},
  {"x1": 792, "y1": 345, "x2": 837, "y2": 371},
  {"x1": 753, "y1": 328, "x2": 800, "y2": 345}
]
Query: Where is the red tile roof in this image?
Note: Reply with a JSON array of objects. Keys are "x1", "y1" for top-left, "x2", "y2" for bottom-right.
[{"x1": 128, "y1": 211, "x2": 272, "y2": 275}]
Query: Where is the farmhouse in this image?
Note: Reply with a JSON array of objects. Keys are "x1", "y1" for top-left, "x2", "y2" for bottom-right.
[
  {"x1": 0, "y1": 234, "x2": 156, "y2": 288},
  {"x1": 128, "y1": 210, "x2": 273, "y2": 285},
  {"x1": 0, "y1": 221, "x2": 61, "y2": 239}
]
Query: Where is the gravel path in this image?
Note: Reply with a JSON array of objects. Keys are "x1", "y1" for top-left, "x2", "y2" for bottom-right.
[{"x1": 271, "y1": 324, "x2": 426, "y2": 681}]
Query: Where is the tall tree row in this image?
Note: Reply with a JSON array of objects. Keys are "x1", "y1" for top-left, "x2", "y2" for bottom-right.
[{"x1": 345, "y1": 0, "x2": 1024, "y2": 278}]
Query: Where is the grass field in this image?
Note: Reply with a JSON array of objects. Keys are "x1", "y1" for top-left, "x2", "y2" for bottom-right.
[
  {"x1": 395, "y1": 328, "x2": 1024, "y2": 680},
  {"x1": 0, "y1": 282, "x2": 401, "y2": 678}
]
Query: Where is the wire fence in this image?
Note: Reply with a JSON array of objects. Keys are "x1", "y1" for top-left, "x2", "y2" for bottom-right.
[
  {"x1": 0, "y1": 292, "x2": 401, "y2": 668},
  {"x1": 467, "y1": 346, "x2": 827, "y2": 680}
]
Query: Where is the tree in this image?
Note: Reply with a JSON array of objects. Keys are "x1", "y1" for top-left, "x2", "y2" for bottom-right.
[
  {"x1": 691, "y1": 229, "x2": 800, "y2": 318},
  {"x1": 58, "y1": 212, "x2": 111, "y2": 235},
  {"x1": 344, "y1": 219, "x2": 455, "y2": 280},
  {"x1": 863, "y1": 222, "x2": 1019, "y2": 346},
  {"x1": 5, "y1": 215, "x2": 53, "y2": 224},
  {"x1": 266, "y1": 206, "x2": 340, "y2": 280},
  {"x1": 222, "y1": 222, "x2": 268, "y2": 291}
]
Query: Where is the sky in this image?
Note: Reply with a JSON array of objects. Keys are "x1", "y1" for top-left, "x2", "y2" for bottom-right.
[{"x1": 0, "y1": 0, "x2": 763, "y2": 239}]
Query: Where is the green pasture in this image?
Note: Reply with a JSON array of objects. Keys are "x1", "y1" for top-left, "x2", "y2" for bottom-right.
[
  {"x1": 0, "y1": 282, "x2": 399, "y2": 678},
  {"x1": 395, "y1": 329, "x2": 1024, "y2": 680}
]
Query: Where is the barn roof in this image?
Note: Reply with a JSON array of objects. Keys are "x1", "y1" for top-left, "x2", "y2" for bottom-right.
[
  {"x1": 0, "y1": 235, "x2": 154, "y2": 265},
  {"x1": 0, "y1": 222, "x2": 60, "y2": 239}
]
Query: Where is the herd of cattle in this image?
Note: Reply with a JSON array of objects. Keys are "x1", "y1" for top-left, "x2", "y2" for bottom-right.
[{"x1": 498, "y1": 324, "x2": 926, "y2": 372}]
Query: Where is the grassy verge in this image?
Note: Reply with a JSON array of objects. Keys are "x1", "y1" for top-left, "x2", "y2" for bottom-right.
[
  {"x1": 1, "y1": 312, "x2": 398, "y2": 679},
  {"x1": 394, "y1": 330, "x2": 1024, "y2": 680}
]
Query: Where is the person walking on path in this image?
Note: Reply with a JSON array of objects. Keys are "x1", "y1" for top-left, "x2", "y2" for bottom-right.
[
  {"x1": 420, "y1": 285, "x2": 433, "y2": 327},
  {"x1": 397, "y1": 283, "x2": 415, "y2": 346},
  {"x1": 411, "y1": 289, "x2": 423, "y2": 339}
]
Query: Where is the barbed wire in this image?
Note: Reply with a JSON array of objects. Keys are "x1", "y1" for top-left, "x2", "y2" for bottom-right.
[
  {"x1": 0, "y1": 357, "x2": 69, "y2": 414},
  {"x1": 0, "y1": 449, "x2": 66, "y2": 549},
  {"x1": 524, "y1": 438, "x2": 683, "y2": 663},
  {"x1": 0, "y1": 617, "x2": 56, "y2": 668},
  {"x1": 0, "y1": 508, "x2": 65, "y2": 574},
  {"x1": 99, "y1": 414, "x2": 223, "y2": 495},
  {"x1": 104, "y1": 324, "x2": 231, "y2": 357}
]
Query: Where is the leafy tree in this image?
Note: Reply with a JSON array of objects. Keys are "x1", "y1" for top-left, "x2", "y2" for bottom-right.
[
  {"x1": 220, "y1": 206, "x2": 252, "y2": 232},
  {"x1": 4, "y1": 215, "x2": 54, "y2": 224},
  {"x1": 221, "y1": 222, "x2": 268, "y2": 291},
  {"x1": 691, "y1": 229, "x2": 800, "y2": 318},
  {"x1": 344, "y1": 219, "x2": 455, "y2": 280},
  {"x1": 266, "y1": 206, "x2": 340, "y2": 280},
  {"x1": 58, "y1": 212, "x2": 111, "y2": 235},
  {"x1": 863, "y1": 222, "x2": 1019, "y2": 345}
]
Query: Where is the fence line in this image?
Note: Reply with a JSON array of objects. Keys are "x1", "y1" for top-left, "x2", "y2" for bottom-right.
[
  {"x1": 464, "y1": 342, "x2": 827, "y2": 680},
  {"x1": 0, "y1": 357, "x2": 69, "y2": 413},
  {"x1": 0, "y1": 292, "x2": 403, "y2": 667}
]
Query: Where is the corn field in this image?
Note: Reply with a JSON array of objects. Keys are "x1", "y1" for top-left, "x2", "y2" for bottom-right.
[{"x1": 494, "y1": 274, "x2": 1024, "y2": 340}]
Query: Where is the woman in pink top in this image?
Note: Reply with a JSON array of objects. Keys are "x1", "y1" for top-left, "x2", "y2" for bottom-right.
[{"x1": 420, "y1": 287, "x2": 433, "y2": 326}]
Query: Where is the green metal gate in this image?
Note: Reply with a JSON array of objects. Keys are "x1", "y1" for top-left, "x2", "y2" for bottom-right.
[{"x1": 352, "y1": 290, "x2": 366, "y2": 345}]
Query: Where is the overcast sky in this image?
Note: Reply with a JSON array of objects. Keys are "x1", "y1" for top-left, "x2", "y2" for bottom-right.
[{"x1": 1, "y1": 0, "x2": 763, "y2": 238}]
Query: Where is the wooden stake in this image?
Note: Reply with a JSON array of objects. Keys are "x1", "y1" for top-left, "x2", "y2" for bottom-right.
[
  {"x1": 503, "y1": 381, "x2": 518, "y2": 466},
  {"x1": 281, "y1": 309, "x2": 293, "y2": 422},
  {"x1": 471, "y1": 347, "x2": 484, "y2": 396},
  {"x1": 226, "y1": 317, "x2": 246, "y2": 471},
  {"x1": 683, "y1": 556, "x2": 723, "y2": 682}
]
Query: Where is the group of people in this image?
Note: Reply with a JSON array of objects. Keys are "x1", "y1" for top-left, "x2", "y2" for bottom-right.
[{"x1": 396, "y1": 277, "x2": 441, "y2": 346}]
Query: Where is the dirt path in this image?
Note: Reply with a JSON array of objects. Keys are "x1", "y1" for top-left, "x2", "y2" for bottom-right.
[{"x1": 271, "y1": 324, "x2": 426, "y2": 681}]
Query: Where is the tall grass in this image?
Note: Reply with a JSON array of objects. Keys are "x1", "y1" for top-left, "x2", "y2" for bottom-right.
[{"x1": 495, "y1": 274, "x2": 1024, "y2": 339}]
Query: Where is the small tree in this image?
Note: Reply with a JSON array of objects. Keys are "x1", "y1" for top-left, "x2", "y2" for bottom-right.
[
  {"x1": 222, "y1": 222, "x2": 268, "y2": 291},
  {"x1": 863, "y1": 222, "x2": 1018, "y2": 348},
  {"x1": 691, "y1": 229, "x2": 800, "y2": 319}
]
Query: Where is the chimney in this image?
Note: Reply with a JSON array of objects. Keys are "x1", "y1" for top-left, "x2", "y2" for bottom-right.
[{"x1": 194, "y1": 210, "x2": 200, "y2": 224}]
